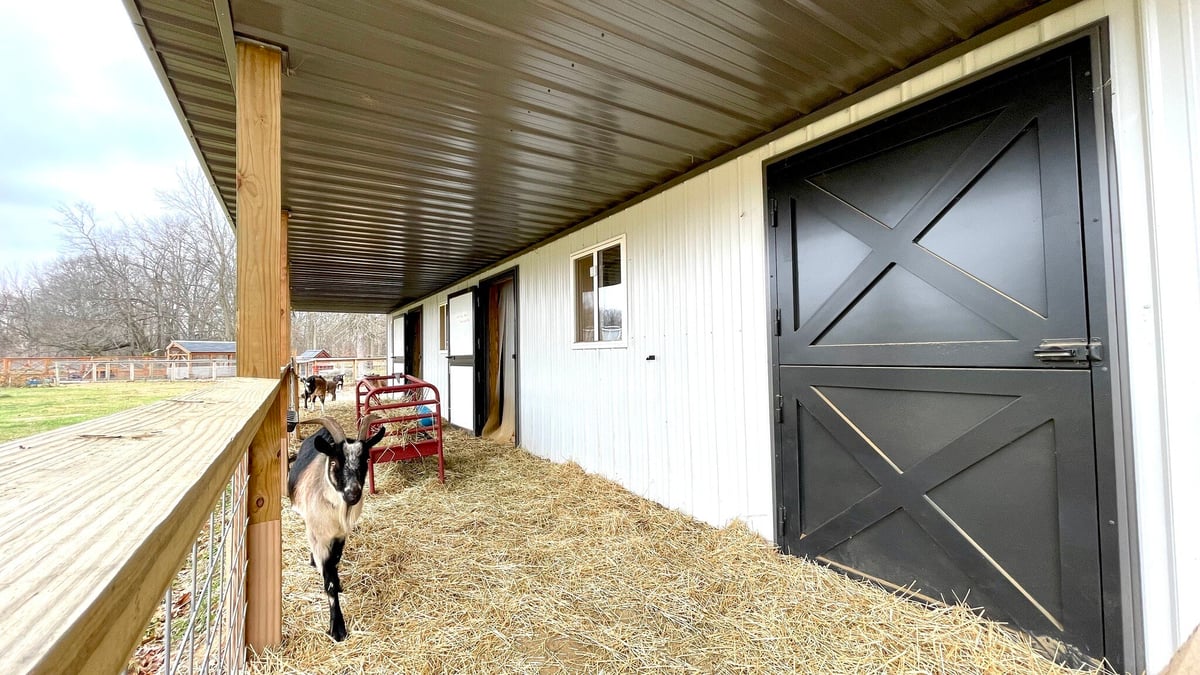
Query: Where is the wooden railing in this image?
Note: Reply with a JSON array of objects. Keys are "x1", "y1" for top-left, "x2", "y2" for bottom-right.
[{"x1": 0, "y1": 376, "x2": 282, "y2": 673}]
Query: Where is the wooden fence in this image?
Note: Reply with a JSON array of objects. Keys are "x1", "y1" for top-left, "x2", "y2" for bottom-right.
[
  {"x1": 0, "y1": 357, "x2": 234, "y2": 387},
  {"x1": 1, "y1": 356, "x2": 386, "y2": 387},
  {"x1": 293, "y1": 357, "x2": 388, "y2": 382}
]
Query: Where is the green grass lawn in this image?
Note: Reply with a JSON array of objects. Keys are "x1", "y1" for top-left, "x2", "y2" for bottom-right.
[{"x1": 0, "y1": 380, "x2": 217, "y2": 443}]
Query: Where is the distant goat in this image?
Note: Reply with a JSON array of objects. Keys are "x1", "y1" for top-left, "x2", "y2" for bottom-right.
[
  {"x1": 288, "y1": 415, "x2": 387, "y2": 641},
  {"x1": 303, "y1": 375, "x2": 328, "y2": 410},
  {"x1": 329, "y1": 373, "x2": 345, "y2": 394}
]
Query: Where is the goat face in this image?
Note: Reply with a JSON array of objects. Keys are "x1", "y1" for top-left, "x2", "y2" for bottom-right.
[{"x1": 312, "y1": 426, "x2": 387, "y2": 506}]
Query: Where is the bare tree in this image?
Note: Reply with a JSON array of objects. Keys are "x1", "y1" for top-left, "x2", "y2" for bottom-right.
[
  {"x1": 0, "y1": 170, "x2": 238, "y2": 356},
  {"x1": 291, "y1": 311, "x2": 387, "y2": 357},
  {"x1": 0, "y1": 268, "x2": 39, "y2": 355},
  {"x1": 57, "y1": 203, "x2": 154, "y2": 353},
  {"x1": 156, "y1": 167, "x2": 236, "y2": 338},
  {"x1": 0, "y1": 168, "x2": 388, "y2": 359}
]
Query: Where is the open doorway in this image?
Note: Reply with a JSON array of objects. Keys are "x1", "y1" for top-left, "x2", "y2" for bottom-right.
[
  {"x1": 403, "y1": 307, "x2": 422, "y2": 379},
  {"x1": 478, "y1": 269, "x2": 518, "y2": 445}
]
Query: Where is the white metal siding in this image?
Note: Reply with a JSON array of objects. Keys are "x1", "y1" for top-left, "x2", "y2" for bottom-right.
[
  {"x1": 1127, "y1": 0, "x2": 1200, "y2": 664},
  {"x1": 394, "y1": 1, "x2": 1200, "y2": 666}
]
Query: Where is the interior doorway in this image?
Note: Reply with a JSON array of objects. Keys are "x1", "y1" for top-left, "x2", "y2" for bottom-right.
[
  {"x1": 403, "y1": 307, "x2": 422, "y2": 379},
  {"x1": 478, "y1": 269, "x2": 519, "y2": 445}
]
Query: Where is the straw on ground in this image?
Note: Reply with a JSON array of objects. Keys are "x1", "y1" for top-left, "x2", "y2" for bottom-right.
[{"x1": 251, "y1": 399, "x2": 1100, "y2": 674}]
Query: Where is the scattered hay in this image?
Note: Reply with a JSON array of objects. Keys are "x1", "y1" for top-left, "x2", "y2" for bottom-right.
[{"x1": 255, "y1": 400, "x2": 1102, "y2": 674}]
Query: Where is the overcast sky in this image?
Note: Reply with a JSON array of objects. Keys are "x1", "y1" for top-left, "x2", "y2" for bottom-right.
[{"x1": 0, "y1": 0, "x2": 199, "y2": 271}]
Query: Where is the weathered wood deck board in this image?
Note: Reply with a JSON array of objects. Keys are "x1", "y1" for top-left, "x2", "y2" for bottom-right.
[{"x1": 0, "y1": 377, "x2": 280, "y2": 674}]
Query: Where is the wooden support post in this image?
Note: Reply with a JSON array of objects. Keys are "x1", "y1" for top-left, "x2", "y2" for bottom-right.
[
  {"x1": 280, "y1": 210, "x2": 291, "y2": 500},
  {"x1": 288, "y1": 356, "x2": 300, "y2": 443},
  {"x1": 236, "y1": 40, "x2": 284, "y2": 654}
]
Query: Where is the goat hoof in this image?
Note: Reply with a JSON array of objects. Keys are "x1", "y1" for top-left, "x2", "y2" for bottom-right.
[{"x1": 329, "y1": 623, "x2": 348, "y2": 642}]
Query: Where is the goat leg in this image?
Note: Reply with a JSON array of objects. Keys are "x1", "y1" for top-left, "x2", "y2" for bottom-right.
[{"x1": 322, "y1": 537, "x2": 348, "y2": 641}]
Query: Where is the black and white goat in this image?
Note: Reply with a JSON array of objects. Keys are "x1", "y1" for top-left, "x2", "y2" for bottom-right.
[
  {"x1": 302, "y1": 375, "x2": 328, "y2": 411},
  {"x1": 328, "y1": 373, "x2": 345, "y2": 394},
  {"x1": 288, "y1": 415, "x2": 386, "y2": 641}
]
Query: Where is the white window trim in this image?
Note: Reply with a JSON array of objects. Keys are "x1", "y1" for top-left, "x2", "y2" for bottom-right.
[
  {"x1": 390, "y1": 312, "x2": 405, "y2": 374},
  {"x1": 437, "y1": 301, "x2": 449, "y2": 355},
  {"x1": 569, "y1": 234, "x2": 627, "y2": 350}
]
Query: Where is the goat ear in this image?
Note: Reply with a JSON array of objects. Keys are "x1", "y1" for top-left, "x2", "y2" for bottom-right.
[
  {"x1": 363, "y1": 425, "x2": 387, "y2": 449},
  {"x1": 312, "y1": 432, "x2": 338, "y2": 456}
]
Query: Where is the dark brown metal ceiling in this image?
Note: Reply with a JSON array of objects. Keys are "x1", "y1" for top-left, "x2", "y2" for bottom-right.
[{"x1": 129, "y1": 0, "x2": 1059, "y2": 313}]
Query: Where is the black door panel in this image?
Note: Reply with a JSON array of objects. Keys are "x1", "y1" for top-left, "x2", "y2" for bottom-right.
[
  {"x1": 779, "y1": 366, "x2": 1101, "y2": 651},
  {"x1": 771, "y1": 52, "x2": 1088, "y2": 369},
  {"x1": 769, "y1": 41, "x2": 1107, "y2": 661}
]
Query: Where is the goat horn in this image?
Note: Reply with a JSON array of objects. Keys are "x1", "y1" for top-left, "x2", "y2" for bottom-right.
[
  {"x1": 296, "y1": 416, "x2": 347, "y2": 444},
  {"x1": 357, "y1": 413, "x2": 381, "y2": 442}
]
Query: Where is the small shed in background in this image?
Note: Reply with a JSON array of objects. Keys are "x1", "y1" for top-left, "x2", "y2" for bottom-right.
[
  {"x1": 296, "y1": 348, "x2": 330, "y2": 361},
  {"x1": 296, "y1": 348, "x2": 335, "y2": 376},
  {"x1": 166, "y1": 340, "x2": 237, "y2": 361}
]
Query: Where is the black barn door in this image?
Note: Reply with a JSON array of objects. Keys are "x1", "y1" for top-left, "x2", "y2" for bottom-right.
[{"x1": 769, "y1": 42, "x2": 1107, "y2": 659}]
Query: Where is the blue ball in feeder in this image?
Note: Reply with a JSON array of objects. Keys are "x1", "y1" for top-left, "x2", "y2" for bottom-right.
[{"x1": 416, "y1": 404, "x2": 434, "y2": 427}]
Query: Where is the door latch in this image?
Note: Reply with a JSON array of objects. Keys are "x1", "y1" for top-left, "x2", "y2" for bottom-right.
[{"x1": 1033, "y1": 338, "x2": 1103, "y2": 362}]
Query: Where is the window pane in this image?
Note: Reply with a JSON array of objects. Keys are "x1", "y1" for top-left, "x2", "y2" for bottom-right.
[
  {"x1": 438, "y1": 304, "x2": 448, "y2": 350},
  {"x1": 599, "y1": 244, "x2": 621, "y2": 287},
  {"x1": 574, "y1": 255, "x2": 595, "y2": 342},
  {"x1": 598, "y1": 245, "x2": 622, "y2": 341}
]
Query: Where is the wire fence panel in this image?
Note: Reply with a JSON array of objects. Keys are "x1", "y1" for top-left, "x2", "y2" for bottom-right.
[{"x1": 125, "y1": 454, "x2": 250, "y2": 675}]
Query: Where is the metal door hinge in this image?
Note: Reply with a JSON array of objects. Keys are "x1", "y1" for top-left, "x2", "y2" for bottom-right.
[
  {"x1": 774, "y1": 309, "x2": 782, "y2": 336},
  {"x1": 1034, "y1": 338, "x2": 1104, "y2": 362},
  {"x1": 769, "y1": 198, "x2": 778, "y2": 226},
  {"x1": 778, "y1": 505, "x2": 787, "y2": 531},
  {"x1": 774, "y1": 393, "x2": 784, "y2": 423}
]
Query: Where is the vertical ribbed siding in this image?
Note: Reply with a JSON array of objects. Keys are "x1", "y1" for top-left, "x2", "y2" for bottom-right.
[
  {"x1": 396, "y1": 2, "x2": 1121, "y2": 542},
  {"x1": 519, "y1": 155, "x2": 776, "y2": 537},
  {"x1": 401, "y1": 147, "x2": 776, "y2": 538}
]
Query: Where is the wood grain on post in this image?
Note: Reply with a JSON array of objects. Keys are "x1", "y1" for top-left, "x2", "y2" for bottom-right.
[{"x1": 236, "y1": 40, "x2": 285, "y2": 653}]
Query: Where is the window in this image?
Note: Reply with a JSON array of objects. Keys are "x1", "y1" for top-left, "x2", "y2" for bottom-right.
[
  {"x1": 438, "y1": 302, "x2": 449, "y2": 352},
  {"x1": 571, "y1": 236, "x2": 625, "y2": 346}
]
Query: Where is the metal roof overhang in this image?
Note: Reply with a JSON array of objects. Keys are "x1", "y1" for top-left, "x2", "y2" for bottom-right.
[{"x1": 125, "y1": 0, "x2": 1073, "y2": 314}]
